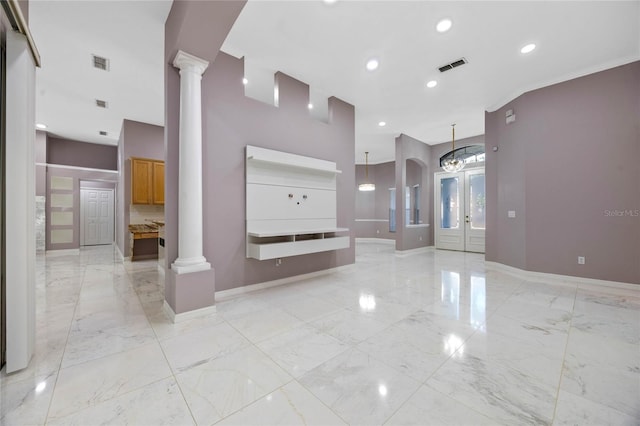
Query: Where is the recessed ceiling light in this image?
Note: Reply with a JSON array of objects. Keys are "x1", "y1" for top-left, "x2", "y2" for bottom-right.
[
  {"x1": 366, "y1": 58, "x2": 379, "y2": 71},
  {"x1": 36, "y1": 123, "x2": 47, "y2": 130},
  {"x1": 520, "y1": 43, "x2": 536, "y2": 54},
  {"x1": 242, "y1": 77, "x2": 248, "y2": 85},
  {"x1": 436, "y1": 18, "x2": 452, "y2": 33},
  {"x1": 323, "y1": 0, "x2": 338, "y2": 4},
  {"x1": 426, "y1": 80, "x2": 438, "y2": 88},
  {"x1": 378, "y1": 121, "x2": 386, "y2": 127},
  {"x1": 308, "y1": 103, "x2": 314, "y2": 110}
]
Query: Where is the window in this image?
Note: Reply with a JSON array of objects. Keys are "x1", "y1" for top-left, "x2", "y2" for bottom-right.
[
  {"x1": 413, "y1": 185, "x2": 420, "y2": 225},
  {"x1": 389, "y1": 188, "x2": 396, "y2": 232},
  {"x1": 439, "y1": 144, "x2": 485, "y2": 168}
]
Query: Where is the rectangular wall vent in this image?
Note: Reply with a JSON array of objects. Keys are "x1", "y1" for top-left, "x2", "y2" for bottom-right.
[
  {"x1": 99, "y1": 131, "x2": 108, "y2": 136},
  {"x1": 95, "y1": 99, "x2": 108, "y2": 108},
  {"x1": 92, "y1": 55, "x2": 109, "y2": 71},
  {"x1": 438, "y1": 57, "x2": 468, "y2": 73}
]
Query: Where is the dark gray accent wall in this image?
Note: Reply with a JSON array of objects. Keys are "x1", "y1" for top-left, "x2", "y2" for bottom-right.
[
  {"x1": 199, "y1": 53, "x2": 355, "y2": 291},
  {"x1": 44, "y1": 134, "x2": 119, "y2": 251},
  {"x1": 486, "y1": 61, "x2": 640, "y2": 284},
  {"x1": 116, "y1": 119, "x2": 164, "y2": 258},
  {"x1": 47, "y1": 136, "x2": 117, "y2": 171},
  {"x1": 45, "y1": 168, "x2": 117, "y2": 251},
  {"x1": 355, "y1": 161, "x2": 395, "y2": 240}
]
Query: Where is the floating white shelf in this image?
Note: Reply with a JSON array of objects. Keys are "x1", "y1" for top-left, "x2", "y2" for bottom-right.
[
  {"x1": 247, "y1": 146, "x2": 342, "y2": 174},
  {"x1": 248, "y1": 228, "x2": 349, "y2": 238},
  {"x1": 246, "y1": 145, "x2": 349, "y2": 260}
]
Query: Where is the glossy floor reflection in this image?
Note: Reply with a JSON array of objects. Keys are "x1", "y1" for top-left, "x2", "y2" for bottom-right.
[{"x1": 1, "y1": 242, "x2": 638, "y2": 425}]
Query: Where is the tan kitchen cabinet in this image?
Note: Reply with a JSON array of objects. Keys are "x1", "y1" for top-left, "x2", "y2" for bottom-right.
[{"x1": 131, "y1": 157, "x2": 164, "y2": 205}]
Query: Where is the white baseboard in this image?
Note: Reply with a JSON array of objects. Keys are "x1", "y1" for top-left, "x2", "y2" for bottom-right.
[
  {"x1": 395, "y1": 246, "x2": 434, "y2": 257},
  {"x1": 216, "y1": 263, "x2": 355, "y2": 302},
  {"x1": 45, "y1": 248, "x2": 80, "y2": 256},
  {"x1": 485, "y1": 261, "x2": 639, "y2": 290},
  {"x1": 163, "y1": 300, "x2": 217, "y2": 324},
  {"x1": 356, "y1": 238, "x2": 395, "y2": 245}
]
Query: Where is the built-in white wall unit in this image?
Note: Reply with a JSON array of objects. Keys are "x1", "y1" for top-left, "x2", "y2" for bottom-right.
[{"x1": 246, "y1": 145, "x2": 349, "y2": 260}]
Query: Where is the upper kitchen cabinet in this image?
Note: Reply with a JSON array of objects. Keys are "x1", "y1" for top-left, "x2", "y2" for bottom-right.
[
  {"x1": 131, "y1": 157, "x2": 164, "y2": 205},
  {"x1": 152, "y1": 161, "x2": 164, "y2": 204}
]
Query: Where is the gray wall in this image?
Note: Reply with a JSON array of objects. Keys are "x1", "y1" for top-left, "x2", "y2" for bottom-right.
[
  {"x1": 355, "y1": 161, "x2": 395, "y2": 240},
  {"x1": 116, "y1": 119, "x2": 164, "y2": 258},
  {"x1": 395, "y1": 134, "x2": 431, "y2": 251},
  {"x1": 165, "y1": 0, "x2": 355, "y2": 292},
  {"x1": 45, "y1": 168, "x2": 118, "y2": 251},
  {"x1": 47, "y1": 136, "x2": 117, "y2": 171},
  {"x1": 200, "y1": 54, "x2": 356, "y2": 291},
  {"x1": 45, "y1": 135, "x2": 118, "y2": 251},
  {"x1": 486, "y1": 61, "x2": 640, "y2": 284}
]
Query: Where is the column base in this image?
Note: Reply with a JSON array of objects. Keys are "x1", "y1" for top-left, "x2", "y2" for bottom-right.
[
  {"x1": 165, "y1": 267, "x2": 215, "y2": 319},
  {"x1": 171, "y1": 256, "x2": 211, "y2": 274}
]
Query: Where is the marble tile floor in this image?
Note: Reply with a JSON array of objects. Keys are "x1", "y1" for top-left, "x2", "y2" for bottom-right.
[{"x1": 1, "y1": 242, "x2": 638, "y2": 425}]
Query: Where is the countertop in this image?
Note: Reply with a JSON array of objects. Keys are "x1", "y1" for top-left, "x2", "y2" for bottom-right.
[{"x1": 129, "y1": 224, "x2": 159, "y2": 235}]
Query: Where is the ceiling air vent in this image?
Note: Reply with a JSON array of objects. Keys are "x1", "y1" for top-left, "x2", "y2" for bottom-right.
[
  {"x1": 92, "y1": 55, "x2": 109, "y2": 71},
  {"x1": 95, "y1": 99, "x2": 108, "y2": 108},
  {"x1": 99, "y1": 131, "x2": 108, "y2": 136},
  {"x1": 438, "y1": 57, "x2": 468, "y2": 73}
]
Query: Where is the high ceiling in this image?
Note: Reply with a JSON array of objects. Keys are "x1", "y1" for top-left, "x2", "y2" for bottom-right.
[{"x1": 30, "y1": 1, "x2": 639, "y2": 164}]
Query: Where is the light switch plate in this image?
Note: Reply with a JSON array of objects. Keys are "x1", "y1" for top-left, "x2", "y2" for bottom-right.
[{"x1": 508, "y1": 210, "x2": 516, "y2": 218}]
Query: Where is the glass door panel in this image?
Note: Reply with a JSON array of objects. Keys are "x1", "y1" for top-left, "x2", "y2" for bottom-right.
[
  {"x1": 440, "y1": 177, "x2": 459, "y2": 229},
  {"x1": 469, "y1": 174, "x2": 486, "y2": 230}
]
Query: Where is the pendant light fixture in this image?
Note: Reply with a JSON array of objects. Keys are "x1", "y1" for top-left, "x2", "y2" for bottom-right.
[
  {"x1": 358, "y1": 151, "x2": 375, "y2": 191},
  {"x1": 442, "y1": 123, "x2": 465, "y2": 172}
]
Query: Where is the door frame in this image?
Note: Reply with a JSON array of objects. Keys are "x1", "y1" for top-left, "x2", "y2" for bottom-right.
[
  {"x1": 80, "y1": 187, "x2": 115, "y2": 246},
  {"x1": 434, "y1": 167, "x2": 485, "y2": 253}
]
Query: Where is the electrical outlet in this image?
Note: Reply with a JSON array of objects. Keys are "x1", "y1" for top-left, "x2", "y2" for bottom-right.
[
  {"x1": 419, "y1": 236, "x2": 423, "y2": 241},
  {"x1": 276, "y1": 258, "x2": 282, "y2": 266},
  {"x1": 578, "y1": 256, "x2": 585, "y2": 265},
  {"x1": 376, "y1": 229, "x2": 380, "y2": 234}
]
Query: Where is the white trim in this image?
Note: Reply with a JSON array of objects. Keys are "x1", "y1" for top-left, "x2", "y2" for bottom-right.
[
  {"x1": 163, "y1": 300, "x2": 217, "y2": 324},
  {"x1": 216, "y1": 264, "x2": 356, "y2": 302},
  {"x1": 45, "y1": 248, "x2": 80, "y2": 256},
  {"x1": 36, "y1": 162, "x2": 118, "y2": 174},
  {"x1": 395, "y1": 246, "x2": 434, "y2": 257},
  {"x1": 355, "y1": 219, "x2": 389, "y2": 222},
  {"x1": 406, "y1": 224, "x2": 430, "y2": 228},
  {"x1": 115, "y1": 244, "x2": 125, "y2": 261},
  {"x1": 485, "y1": 261, "x2": 640, "y2": 290},
  {"x1": 356, "y1": 238, "x2": 395, "y2": 245}
]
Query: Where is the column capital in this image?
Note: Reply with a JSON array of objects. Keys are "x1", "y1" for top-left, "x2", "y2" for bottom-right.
[{"x1": 173, "y1": 50, "x2": 209, "y2": 76}]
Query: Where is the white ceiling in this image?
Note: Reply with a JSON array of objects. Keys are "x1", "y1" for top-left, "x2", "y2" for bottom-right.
[{"x1": 30, "y1": 1, "x2": 639, "y2": 164}]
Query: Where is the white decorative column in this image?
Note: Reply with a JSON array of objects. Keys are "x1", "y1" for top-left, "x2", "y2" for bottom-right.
[{"x1": 171, "y1": 50, "x2": 210, "y2": 274}]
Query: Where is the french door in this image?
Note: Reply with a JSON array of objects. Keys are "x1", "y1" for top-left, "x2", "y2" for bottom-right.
[{"x1": 434, "y1": 169, "x2": 485, "y2": 253}]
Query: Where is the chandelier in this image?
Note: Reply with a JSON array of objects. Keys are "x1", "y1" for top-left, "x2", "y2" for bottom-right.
[
  {"x1": 358, "y1": 151, "x2": 375, "y2": 191},
  {"x1": 442, "y1": 124, "x2": 465, "y2": 172}
]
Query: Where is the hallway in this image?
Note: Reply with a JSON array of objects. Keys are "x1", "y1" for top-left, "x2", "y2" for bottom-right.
[{"x1": 1, "y1": 243, "x2": 638, "y2": 425}]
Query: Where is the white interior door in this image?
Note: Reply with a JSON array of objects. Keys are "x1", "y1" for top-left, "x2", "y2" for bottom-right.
[
  {"x1": 81, "y1": 188, "x2": 114, "y2": 246},
  {"x1": 435, "y1": 169, "x2": 485, "y2": 253}
]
